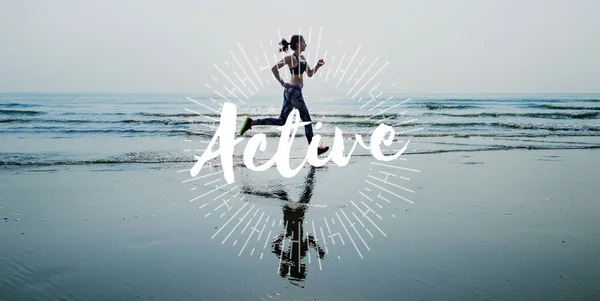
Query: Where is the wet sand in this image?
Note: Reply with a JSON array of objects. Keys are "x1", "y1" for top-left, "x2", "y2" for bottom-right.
[{"x1": 1, "y1": 148, "x2": 599, "y2": 300}]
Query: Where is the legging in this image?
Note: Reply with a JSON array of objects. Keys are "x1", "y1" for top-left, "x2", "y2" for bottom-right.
[{"x1": 253, "y1": 85, "x2": 314, "y2": 144}]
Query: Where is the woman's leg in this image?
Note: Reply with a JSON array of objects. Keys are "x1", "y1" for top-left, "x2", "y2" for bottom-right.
[
  {"x1": 245, "y1": 86, "x2": 320, "y2": 149},
  {"x1": 253, "y1": 90, "x2": 294, "y2": 126},
  {"x1": 286, "y1": 87, "x2": 314, "y2": 144}
]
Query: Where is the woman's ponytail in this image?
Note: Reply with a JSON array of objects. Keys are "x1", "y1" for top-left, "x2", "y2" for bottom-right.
[{"x1": 279, "y1": 39, "x2": 290, "y2": 52}]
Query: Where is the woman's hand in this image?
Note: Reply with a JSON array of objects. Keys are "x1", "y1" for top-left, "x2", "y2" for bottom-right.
[
  {"x1": 316, "y1": 59, "x2": 325, "y2": 67},
  {"x1": 281, "y1": 80, "x2": 292, "y2": 88}
]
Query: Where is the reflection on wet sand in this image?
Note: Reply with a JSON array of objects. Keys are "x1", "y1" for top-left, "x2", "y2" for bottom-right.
[{"x1": 241, "y1": 166, "x2": 326, "y2": 287}]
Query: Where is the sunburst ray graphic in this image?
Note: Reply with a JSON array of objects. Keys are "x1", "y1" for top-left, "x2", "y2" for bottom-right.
[{"x1": 178, "y1": 27, "x2": 422, "y2": 276}]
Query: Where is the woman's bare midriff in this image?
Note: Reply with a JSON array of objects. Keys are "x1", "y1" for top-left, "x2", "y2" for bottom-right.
[{"x1": 289, "y1": 75, "x2": 303, "y2": 88}]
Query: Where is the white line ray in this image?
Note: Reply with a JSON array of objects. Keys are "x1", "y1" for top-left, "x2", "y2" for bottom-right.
[
  {"x1": 319, "y1": 49, "x2": 328, "y2": 78},
  {"x1": 277, "y1": 221, "x2": 288, "y2": 272},
  {"x1": 370, "y1": 162, "x2": 421, "y2": 172},
  {"x1": 347, "y1": 57, "x2": 379, "y2": 96},
  {"x1": 257, "y1": 223, "x2": 266, "y2": 242},
  {"x1": 221, "y1": 205, "x2": 256, "y2": 244},
  {"x1": 232, "y1": 72, "x2": 252, "y2": 94},
  {"x1": 351, "y1": 200, "x2": 386, "y2": 237},
  {"x1": 379, "y1": 170, "x2": 410, "y2": 181},
  {"x1": 369, "y1": 83, "x2": 381, "y2": 93},
  {"x1": 229, "y1": 50, "x2": 258, "y2": 91},
  {"x1": 239, "y1": 213, "x2": 263, "y2": 256},
  {"x1": 208, "y1": 98, "x2": 227, "y2": 110},
  {"x1": 359, "y1": 92, "x2": 382, "y2": 110},
  {"x1": 214, "y1": 198, "x2": 231, "y2": 211},
  {"x1": 213, "y1": 65, "x2": 250, "y2": 99},
  {"x1": 237, "y1": 42, "x2": 264, "y2": 88},
  {"x1": 184, "y1": 108, "x2": 219, "y2": 122},
  {"x1": 241, "y1": 217, "x2": 253, "y2": 235},
  {"x1": 336, "y1": 45, "x2": 362, "y2": 88},
  {"x1": 211, "y1": 202, "x2": 249, "y2": 239},
  {"x1": 359, "y1": 191, "x2": 374, "y2": 202},
  {"x1": 395, "y1": 127, "x2": 424, "y2": 135},
  {"x1": 324, "y1": 217, "x2": 332, "y2": 233},
  {"x1": 368, "y1": 175, "x2": 415, "y2": 193},
  {"x1": 314, "y1": 27, "x2": 323, "y2": 64},
  {"x1": 188, "y1": 182, "x2": 231, "y2": 203},
  {"x1": 214, "y1": 90, "x2": 236, "y2": 104},
  {"x1": 370, "y1": 113, "x2": 403, "y2": 125},
  {"x1": 365, "y1": 180, "x2": 414, "y2": 204},
  {"x1": 365, "y1": 99, "x2": 410, "y2": 120},
  {"x1": 335, "y1": 212, "x2": 363, "y2": 259},
  {"x1": 341, "y1": 209, "x2": 370, "y2": 251},
  {"x1": 394, "y1": 118, "x2": 419, "y2": 126},
  {"x1": 360, "y1": 200, "x2": 376, "y2": 214},
  {"x1": 319, "y1": 226, "x2": 327, "y2": 246},
  {"x1": 296, "y1": 221, "x2": 302, "y2": 273},
  {"x1": 377, "y1": 193, "x2": 391, "y2": 203},
  {"x1": 324, "y1": 55, "x2": 336, "y2": 82},
  {"x1": 369, "y1": 96, "x2": 394, "y2": 111},
  {"x1": 222, "y1": 84, "x2": 240, "y2": 101},
  {"x1": 351, "y1": 212, "x2": 365, "y2": 227},
  {"x1": 182, "y1": 171, "x2": 224, "y2": 183},
  {"x1": 332, "y1": 52, "x2": 347, "y2": 80},
  {"x1": 351, "y1": 61, "x2": 390, "y2": 99},
  {"x1": 263, "y1": 230, "x2": 272, "y2": 249},
  {"x1": 187, "y1": 97, "x2": 221, "y2": 113},
  {"x1": 203, "y1": 178, "x2": 221, "y2": 186},
  {"x1": 346, "y1": 68, "x2": 359, "y2": 84},
  {"x1": 347, "y1": 56, "x2": 367, "y2": 84},
  {"x1": 358, "y1": 56, "x2": 366, "y2": 66}
]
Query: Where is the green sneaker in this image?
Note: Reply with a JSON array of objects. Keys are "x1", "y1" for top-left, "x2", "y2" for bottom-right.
[{"x1": 240, "y1": 117, "x2": 253, "y2": 135}]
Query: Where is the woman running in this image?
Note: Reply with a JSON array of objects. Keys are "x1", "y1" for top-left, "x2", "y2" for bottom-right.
[{"x1": 239, "y1": 34, "x2": 329, "y2": 156}]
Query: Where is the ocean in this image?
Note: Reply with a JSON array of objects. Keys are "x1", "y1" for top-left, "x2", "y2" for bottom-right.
[
  {"x1": 1, "y1": 93, "x2": 599, "y2": 300},
  {"x1": 1, "y1": 92, "x2": 599, "y2": 169}
]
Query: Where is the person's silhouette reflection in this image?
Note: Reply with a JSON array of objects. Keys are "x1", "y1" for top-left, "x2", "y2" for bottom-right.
[
  {"x1": 271, "y1": 166, "x2": 326, "y2": 287},
  {"x1": 241, "y1": 166, "x2": 326, "y2": 287}
]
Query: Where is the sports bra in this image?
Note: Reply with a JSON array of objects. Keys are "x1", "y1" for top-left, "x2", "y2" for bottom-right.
[{"x1": 289, "y1": 54, "x2": 306, "y2": 75}]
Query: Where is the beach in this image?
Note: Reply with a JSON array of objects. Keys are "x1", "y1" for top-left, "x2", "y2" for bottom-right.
[
  {"x1": 1, "y1": 93, "x2": 600, "y2": 300},
  {"x1": 1, "y1": 148, "x2": 599, "y2": 300}
]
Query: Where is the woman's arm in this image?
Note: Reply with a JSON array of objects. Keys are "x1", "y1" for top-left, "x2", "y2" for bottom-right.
[
  {"x1": 272, "y1": 56, "x2": 292, "y2": 87},
  {"x1": 306, "y1": 59, "x2": 325, "y2": 77}
]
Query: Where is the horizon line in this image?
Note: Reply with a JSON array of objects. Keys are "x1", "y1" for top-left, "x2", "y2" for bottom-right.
[{"x1": 1, "y1": 91, "x2": 599, "y2": 95}]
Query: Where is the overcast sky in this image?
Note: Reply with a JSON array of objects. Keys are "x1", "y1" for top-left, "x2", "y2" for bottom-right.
[{"x1": 1, "y1": 0, "x2": 598, "y2": 94}]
